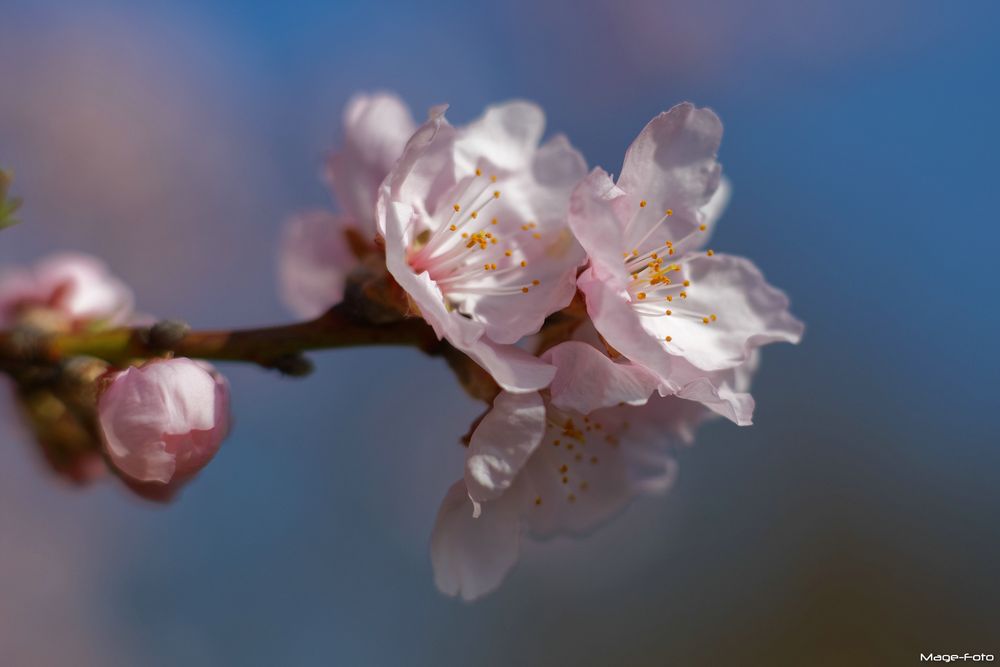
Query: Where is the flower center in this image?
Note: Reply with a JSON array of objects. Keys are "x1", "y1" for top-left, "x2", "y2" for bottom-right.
[
  {"x1": 622, "y1": 199, "x2": 717, "y2": 344},
  {"x1": 406, "y1": 169, "x2": 544, "y2": 304},
  {"x1": 532, "y1": 411, "x2": 621, "y2": 507}
]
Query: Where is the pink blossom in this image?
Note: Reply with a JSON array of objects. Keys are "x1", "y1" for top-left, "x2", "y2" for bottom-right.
[
  {"x1": 568, "y1": 103, "x2": 803, "y2": 399},
  {"x1": 0, "y1": 252, "x2": 133, "y2": 329},
  {"x1": 278, "y1": 211, "x2": 361, "y2": 318},
  {"x1": 378, "y1": 102, "x2": 588, "y2": 392},
  {"x1": 98, "y1": 358, "x2": 230, "y2": 498},
  {"x1": 279, "y1": 93, "x2": 415, "y2": 317},
  {"x1": 431, "y1": 340, "x2": 718, "y2": 601},
  {"x1": 326, "y1": 92, "x2": 417, "y2": 233}
]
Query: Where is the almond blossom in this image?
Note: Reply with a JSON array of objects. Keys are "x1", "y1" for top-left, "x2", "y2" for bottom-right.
[
  {"x1": 0, "y1": 252, "x2": 133, "y2": 330},
  {"x1": 378, "y1": 102, "x2": 588, "y2": 392},
  {"x1": 430, "y1": 339, "x2": 729, "y2": 600},
  {"x1": 279, "y1": 92, "x2": 416, "y2": 317},
  {"x1": 0, "y1": 253, "x2": 135, "y2": 483},
  {"x1": 98, "y1": 357, "x2": 231, "y2": 500},
  {"x1": 568, "y1": 103, "x2": 803, "y2": 401}
]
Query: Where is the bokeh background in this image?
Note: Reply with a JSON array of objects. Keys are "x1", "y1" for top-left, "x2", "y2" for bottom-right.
[{"x1": 1, "y1": 1, "x2": 998, "y2": 665}]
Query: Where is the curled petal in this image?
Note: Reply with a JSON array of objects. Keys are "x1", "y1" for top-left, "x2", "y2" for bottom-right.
[
  {"x1": 465, "y1": 391, "x2": 546, "y2": 503},
  {"x1": 690, "y1": 176, "x2": 731, "y2": 251},
  {"x1": 664, "y1": 356, "x2": 757, "y2": 426}
]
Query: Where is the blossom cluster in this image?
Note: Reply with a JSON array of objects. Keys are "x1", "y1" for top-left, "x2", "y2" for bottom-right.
[
  {"x1": 279, "y1": 93, "x2": 803, "y2": 599},
  {"x1": 1, "y1": 92, "x2": 802, "y2": 600},
  {"x1": 0, "y1": 253, "x2": 230, "y2": 499}
]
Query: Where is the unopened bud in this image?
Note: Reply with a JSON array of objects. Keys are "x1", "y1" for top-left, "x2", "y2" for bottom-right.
[{"x1": 98, "y1": 358, "x2": 231, "y2": 500}]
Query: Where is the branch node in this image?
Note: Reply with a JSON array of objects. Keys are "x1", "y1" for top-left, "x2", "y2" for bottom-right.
[
  {"x1": 271, "y1": 353, "x2": 314, "y2": 378},
  {"x1": 145, "y1": 319, "x2": 191, "y2": 351}
]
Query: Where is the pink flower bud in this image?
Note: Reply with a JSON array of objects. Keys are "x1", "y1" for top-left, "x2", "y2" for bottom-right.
[{"x1": 97, "y1": 358, "x2": 230, "y2": 496}]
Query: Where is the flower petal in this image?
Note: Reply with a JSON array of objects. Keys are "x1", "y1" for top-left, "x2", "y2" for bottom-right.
[
  {"x1": 543, "y1": 341, "x2": 658, "y2": 414},
  {"x1": 567, "y1": 168, "x2": 632, "y2": 279},
  {"x1": 465, "y1": 391, "x2": 546, "y2": 503},
  {"x1": 326, "y1": 92, "x2": 415, "y2": 229},
  {"x1": 461, "y1": 337, "x2": 556, "y2": 393},
  {"x1": 466, "y1": 234, "x2": 582, "y2": 344},
  {"x1": 382, "y1": 199, "x2": 484, "y2": 347},
  {"x1": 664, "y1": 356, "x2": 757, "y2": 426},
  {"x1": 278, "y1": 211, "x2": 358, "y2": 318},
  {"x1": 654, "y1": 253, "x2": 804, "y2": 371},
  {"x1": 617, "y1": 103, "x2": 723, "y2": 249},
  {"x1": 577, "y1": 266, "x2": 676, "y2": 382},
  {"x1": 694, "y1": 176, "x2": 731, "y2": 249},
  {"x1": 454, "y1": 100, "x2": 545, "y2": 174},
  {"x1": 377, "y1": 105, "x2": 458, "y2": 236},
  {"x1": 430, "y1": 479, "x2": 523, "y2": 601}
]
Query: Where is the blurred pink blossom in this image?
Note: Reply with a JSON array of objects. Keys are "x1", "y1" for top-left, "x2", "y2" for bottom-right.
[
  {"x1": 279, "y1": 93, "x2": 415, "y2": 317},
  {"x1": 0, "y1": 252, "x2": 133, "y2": 329}
]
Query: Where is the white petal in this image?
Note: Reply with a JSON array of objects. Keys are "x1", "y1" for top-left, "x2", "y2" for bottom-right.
[
  {"x1": 544, "y1": 341, "x2": 658, "y2": 414},
  {"x1": 654, "y1": 253, "x2": 804, "y2": 371},
  {"x1": 577, "y1": 267, "x2": 676, "y2": 382},
  {"x1": 690, "y1": 176, "x2": 731, "y2": 251},
  {"x1": 465, "y1": 391, "x2": 546, "y2": 503},
  {"x1": 430, "y1": 480, "x2": 523, "y2": 601},
  {"x1": 461, "y1": 337, "x2": 556, "y2": 393},
  {"x1": 454, "y1": 101, "x2": 545, "y2": 174}
]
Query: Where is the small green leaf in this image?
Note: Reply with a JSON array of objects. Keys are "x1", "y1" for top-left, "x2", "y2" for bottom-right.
[{"x1": 0, "y1": 168, "x2": 22, "y2": 229}]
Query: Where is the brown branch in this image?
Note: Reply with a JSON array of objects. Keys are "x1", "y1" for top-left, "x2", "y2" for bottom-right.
[{"x1": 0, "y1": 303, "x2": 440, "y2": 372}]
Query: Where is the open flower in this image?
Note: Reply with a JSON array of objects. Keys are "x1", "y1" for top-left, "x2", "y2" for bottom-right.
[
  {"x1": 0, "y1": 252, "x2": 133, "y2": 330},
  {"x1": 98, "y1": 357, "x2": 231, "y2": 500},
  {"x1": 568, "y1": 103, "x2": 803, "y2": 397},
  {"x1": 279, "y1": 92, "x2": 416, "y2": 317},
  {"x1": 378, "y1": 102, "x2": 588, "y2": 392},
  {"x1": 430, "y1": 339, "x2": 721, "y2": 601}
]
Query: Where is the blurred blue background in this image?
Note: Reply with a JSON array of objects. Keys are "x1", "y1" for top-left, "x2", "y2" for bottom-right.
[{"x1": 1, "y1": 0, "x2": 998, "y2": 664}]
